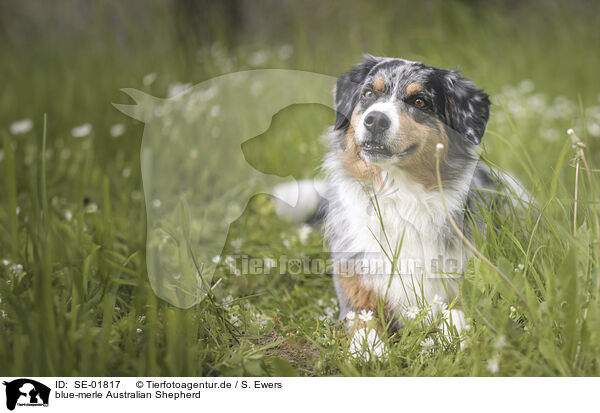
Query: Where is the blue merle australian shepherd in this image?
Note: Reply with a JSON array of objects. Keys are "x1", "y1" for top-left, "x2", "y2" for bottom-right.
[{"x1": 276, "y1": 55, "x2": 529, "y2": 356}]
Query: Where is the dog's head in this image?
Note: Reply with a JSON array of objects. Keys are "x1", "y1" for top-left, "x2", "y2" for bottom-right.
[{"x1": 334, "y1": 55, "x2": 490, "y2": 186}]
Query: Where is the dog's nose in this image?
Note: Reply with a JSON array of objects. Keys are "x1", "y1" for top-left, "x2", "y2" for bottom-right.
[{"x1": 364, "y1": 111, "x2": 391, "y2": 134}]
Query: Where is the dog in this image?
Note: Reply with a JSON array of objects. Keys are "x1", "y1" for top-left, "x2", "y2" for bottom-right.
[{"x1": 275, "y1": 55, "x2": 530, "y2": 357}]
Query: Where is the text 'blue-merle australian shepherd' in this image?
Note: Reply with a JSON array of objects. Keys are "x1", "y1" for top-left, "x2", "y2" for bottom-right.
[{"x1": 276, "y1": 55, "x2": 529, "y2": 357}]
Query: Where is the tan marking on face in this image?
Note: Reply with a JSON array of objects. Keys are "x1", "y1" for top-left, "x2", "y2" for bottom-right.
[
  {"x1": 388, "y1": 108, "x2": 449, "y2": 189},
  {"x1": 405, "y1": 82, "x2": 423, "y2": 95},
  {"x1": 372, "y1": 77, "x2": 385, "y2": 92},
  {"x1": 342, "y1": 109, "x2": 383, "y2": 187}
]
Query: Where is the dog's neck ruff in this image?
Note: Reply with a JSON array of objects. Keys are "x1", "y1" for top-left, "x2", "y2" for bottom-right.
[{"x1": 324, "y1": 132, "x2": 475, "y2": 256}]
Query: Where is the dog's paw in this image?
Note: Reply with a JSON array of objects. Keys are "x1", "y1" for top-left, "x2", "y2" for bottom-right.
[
  {"x1": 347, "y1": 327, "x2": 389, "y2": 361},
  {"x1": 441, "y1": 308, "x2": 468, "y2": 349}
]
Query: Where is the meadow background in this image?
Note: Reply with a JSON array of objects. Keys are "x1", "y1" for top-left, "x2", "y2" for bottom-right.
[{"x1": 1, "y1": 0, "x2": 600, "y2": 376}]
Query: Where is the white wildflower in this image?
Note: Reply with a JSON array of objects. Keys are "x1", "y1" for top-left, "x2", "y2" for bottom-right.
[
  {"x1": 486, "y1": 358, "x2": 500, "y2": 374},
  {"x1": 250, "y1": 80, "x2": 263, "y2": 96},
  {"x1": 71, "y1": 123, "x2": 92, "y2": 138},
  {"x1": 65, "y1": 210, "x2": 72, "y2": 221},
  {"x1": 224, "y1": 256, "x2": 235, "y2": 266},
  {"x1": 152, "y1": 199, "x2": 161, "y2": 208},
  {"x1": 9, "y1": 263, "x2": 23, "y2": 275},
  {"x1": 298, "y1": 224, "x2": 312, "y2": 243},
  {"x1": 420, "y1": 337, "x2": 435, "y2": 353},
  {"x1": 283, "y1": 239, "x2": 291, "y2": 248},
  {"x1": 212, "y1": 255, "x2": 222, "y2": 264},
  {"x1": 1, "y1": 259, "x2": 9, "y2": 266},
  {"x1": 358, "y1": 309, "x2": 373, "y2": 322},
  {"x1": 406, "y1": 306, "x2": 419, "y2": 320},
  {"x1": 110, "y1": 123, "x2": 125, "y2": 137},
  {"x1": 167, "y1": 82, "x2": 191, "y2": 98},
  {"x1": 231, "y1": 238, "x2": 242, "y2": 250},
  {"x1": 494, "y1": 335, "x2": 507, "y2": 350},
  {"x1": 278, "y1": 44, "x2": 294, "y2": 60},
  {"x1": 209, "y1": 105, "x2": 220, "y2": 118},
  {"x1": 143, "y1": 72, "x2": 157, "y2": 86},
  {"x1": 85, "y1": 203, "x2": 98, "y2": 213},
  {"x1": 10, "y1": 119, "x2": 33, "y2": 135},
  {"x1": 196, "y1": 86, "x2": 218, "y2": 102},
  {"x1": 248, "y1": 50, "x2": 268, "y2": 67},
  {"x1": 263, "y1": 257, "x2": 276, "y2": 270},
  {"x1": 345, "y1": 311, "x2": 356, "y2": 321},
  {"x1": 587, "y1": 122, "x2": 600, "y2": 137},
  {"x1": 136, "y1": 328, "x2": 143, "y2": 334},
  {"x1": 519, "y1": 79, "x2": 535, "y2": 93},
  {"x1": 567, "y1": 128, "x2": 575, "y2": 136}
]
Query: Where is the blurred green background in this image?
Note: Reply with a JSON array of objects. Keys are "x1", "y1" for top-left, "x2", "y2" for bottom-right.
[{"x1": 1, "y1": 0, "x2": 600, "y2": 376}]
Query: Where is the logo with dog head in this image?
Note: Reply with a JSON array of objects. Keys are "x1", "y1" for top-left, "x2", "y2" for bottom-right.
[{"x1": 3, "y1": 379, "x2": 50, "y2": 410}]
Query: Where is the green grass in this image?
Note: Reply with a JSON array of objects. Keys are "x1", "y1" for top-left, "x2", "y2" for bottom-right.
[{"x1": 1, "y1": 0, "x2": 600, "y2": 376}]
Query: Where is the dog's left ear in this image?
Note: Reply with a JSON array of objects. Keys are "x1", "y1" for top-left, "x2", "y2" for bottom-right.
[{"x1": 442, "y1": 70, "x2": 490, "y2": 145}]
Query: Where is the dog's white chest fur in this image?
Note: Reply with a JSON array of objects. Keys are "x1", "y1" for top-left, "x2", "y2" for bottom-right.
[{"x1": 326, "y1": 169, "x2": 467, "y2": 312}]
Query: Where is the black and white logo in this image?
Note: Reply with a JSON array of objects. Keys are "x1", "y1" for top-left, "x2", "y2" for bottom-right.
[{"x1": 2, "y1": 379, "x2": 50, "y2": 411}]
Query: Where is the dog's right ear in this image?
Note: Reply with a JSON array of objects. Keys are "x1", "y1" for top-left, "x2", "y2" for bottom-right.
[{"x1": 333, "y1": 55, "x2": 380, "y2": 130}]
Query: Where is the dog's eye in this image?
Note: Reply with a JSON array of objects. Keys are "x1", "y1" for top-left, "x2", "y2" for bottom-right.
[
  {"x1": 414, "y1": 98, "x2": 427, "y2": 108},
  {"x1": 363, "y1": 89, "x2": 375, "y2": 99}
]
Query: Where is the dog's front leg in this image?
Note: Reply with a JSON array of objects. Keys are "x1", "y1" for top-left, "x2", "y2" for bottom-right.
[
  {"x1": 335, "y1": 273, "x2": 389, "y2": 360},
  {"x1": 442, "y1": 306, "x2": 468, "y2": 348}
]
